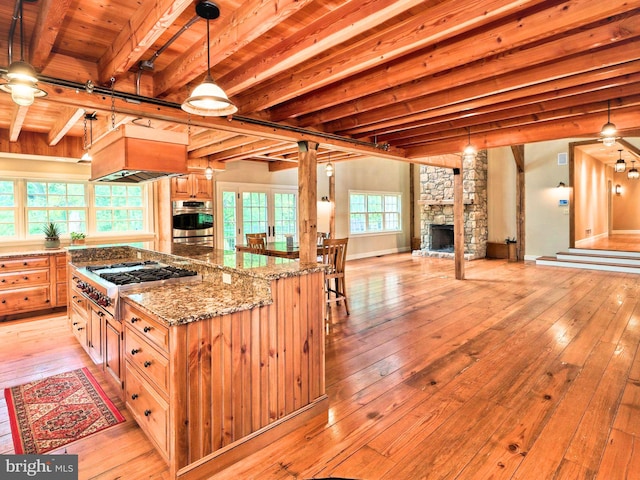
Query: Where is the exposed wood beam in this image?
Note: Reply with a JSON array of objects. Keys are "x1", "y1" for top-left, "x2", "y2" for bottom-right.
[
  {"x1": 268, "y1": 160, "x2": 298, "y2": 172},
  {"x1": 329, "y1": 47, "x2": 640, "y2": 136},
  {"x1": 406, "y1": 106, "x2": 639, "y2": 158},
  {"x1": 29, "y1": 0, "x2": 74, "y2": 70},
  {"x1": 208, "y1": 140, "x2": 289, "y2": 162},
  {"x1": 276, "y1": 4, "x2": 640, "y2": 122},
  {"x1": 188, "y1": 130, "x2": 237, "y2": 151},
  {"x1": 9, "y1": 106, "x2": 28, "y2": 142},
  {"x1": 221, "y1": 0, "x2": 425, "y2": 95},
  {"x1": 0, "y1": 130, "x2": 82, "y2": 157},
  {"x1": 297, "y1": 141, "x2": 318, "y2": 264},
  {"x1": 376, "y1": 77, "x2": 640, "y2": 143},
  {"x1": 453, "y1": 166, "x2": 464, "y2": 280},
  {"x1": 48, "y1": 107, "x2": 85, "y2": 146},
  {"x1": 188, "y1": 134, "x2": 261, "y2": 159},
  {"x1": 236, "y1": 0, "x2": 548, "y2": 113},
  {"x1": 511, "y1": 145, "x2": 526, "y2": 261},
  {"x1": 154, "y1": 0, "x2": 316, "y2": 96}
]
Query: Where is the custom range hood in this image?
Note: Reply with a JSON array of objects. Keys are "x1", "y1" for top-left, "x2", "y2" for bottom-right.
[{"x1": 89, "y1": 124, "x2": 189, "y2": 183}]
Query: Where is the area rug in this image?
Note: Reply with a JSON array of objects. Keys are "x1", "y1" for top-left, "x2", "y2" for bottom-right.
[{"x1": 4, "y1": 367, "x2": 125, "y2": 454}]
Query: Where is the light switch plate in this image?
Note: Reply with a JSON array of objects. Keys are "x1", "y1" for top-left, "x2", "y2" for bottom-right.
[{"x1": 222, "y1": 273, "x2": 232, "y2": 284}]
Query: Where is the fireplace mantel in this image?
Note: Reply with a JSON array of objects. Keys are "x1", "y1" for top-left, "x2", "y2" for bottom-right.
[{"x1": 418, "y1": 199, "x2": 474, "y2": 205}]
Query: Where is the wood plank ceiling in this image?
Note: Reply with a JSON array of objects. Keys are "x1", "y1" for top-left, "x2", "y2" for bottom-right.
[{"x1": 0, "y1": 0, "x2": 638, "y2": 170}]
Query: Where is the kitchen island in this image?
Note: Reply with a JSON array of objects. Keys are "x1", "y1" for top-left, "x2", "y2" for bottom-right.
[{"x1": 67, "y1": 244, "x2": 328, "y2": 480}]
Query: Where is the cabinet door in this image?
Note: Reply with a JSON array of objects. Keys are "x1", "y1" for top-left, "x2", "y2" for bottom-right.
[
  {"x1": 190, "y1": 174, "x2": 212, "y2": 199},
  {"x1": 170, "y1": 176, "x2": 191, "y2": 199},
  {"x1": 88, "y1": 304, "x2": 104, "y2": 364},
  {"x1": 105, "y1": 317, "x2": 123, "y2": 390}
]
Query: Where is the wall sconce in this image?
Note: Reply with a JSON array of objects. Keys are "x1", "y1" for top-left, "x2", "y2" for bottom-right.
[
  {"x1": 557, "y1": 181, "x2": 566, "y2": 188},
  {"x1": 615, "y1": 184, "x2": 622, "y2": 195}
]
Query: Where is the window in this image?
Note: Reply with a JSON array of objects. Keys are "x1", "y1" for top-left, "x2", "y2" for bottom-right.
[
  {"x1": 349, "y1": 191, "x2": 402, "y2": 234},
  {"x1": 94, "y1": 184, "x2": 144, "y2": 232},
  {"x1": 0, "y1": 180, "x2": 16, "y2": 237},
  {"x1": 0, "y1": 178, "x2": 150, "y2": 242},
  {"x1": 26, "y1": 181, "x2": 86, "y2": 236}
]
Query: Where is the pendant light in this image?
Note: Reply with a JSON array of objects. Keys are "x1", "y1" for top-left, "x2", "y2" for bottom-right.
[
  {"x1": 600, "y1": 100, "x2": 617, "y2": 147},
  {"x1": 462, "y1": 127, "x2": 476, "y2": 162},
  {"x1": 0, "y1": 0, "x2": 47, "y2": 106},
  {"x1": 205, "y1": 160, "x2": 213, "y2": 180},
  {"x1": 614, "y1": 149, "x2": 626, "y2": 173},
  {"x1": 628, "y1": 160, "x2": 639, "y2": 180},
  {"x1": 181, "y1": 1, "x2": 237, "y2": 117},
  {"x1": 80, "y1": 112, "x2": 96, "y2": 161}
]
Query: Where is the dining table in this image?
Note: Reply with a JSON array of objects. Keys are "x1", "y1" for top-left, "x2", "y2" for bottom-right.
[{"x1": 235, "y1": 241, "x2": 324, "y2": 259}]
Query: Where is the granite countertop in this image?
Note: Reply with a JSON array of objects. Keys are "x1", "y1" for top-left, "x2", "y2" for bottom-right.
[
  {"x1": 122, "y1": 280, "x2": 273, "y2": 326},
  {"x1": 0, "y1": 244, "x2": 67, "y2": 257}
]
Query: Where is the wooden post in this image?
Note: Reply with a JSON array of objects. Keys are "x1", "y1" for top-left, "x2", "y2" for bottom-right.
[
  {"x1": 298, "y1": 141, "x2": 319, "y2": 263},
  {"x1": 510, "y1": 145, "x2": 525, "y2": 261},
  {"x1": 453, "y1": 166, "x2": 465, "y2": 280},
  {"x1": 329, "y1": 169, "x2": 336, "y2": 238}
]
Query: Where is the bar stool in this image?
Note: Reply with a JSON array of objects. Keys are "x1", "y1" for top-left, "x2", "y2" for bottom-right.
[{"x1": 322, "y1": 237, "x2": 349, "y2": 319}]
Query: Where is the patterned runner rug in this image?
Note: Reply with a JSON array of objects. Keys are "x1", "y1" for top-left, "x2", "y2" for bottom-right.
[{"x1": 4, "y1": 367, "x2": 125, "y2": 454}]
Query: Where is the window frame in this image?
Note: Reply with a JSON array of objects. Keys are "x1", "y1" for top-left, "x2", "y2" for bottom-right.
[{"x1": 348, "y1": 190, "x2": 403, "y2": 236}]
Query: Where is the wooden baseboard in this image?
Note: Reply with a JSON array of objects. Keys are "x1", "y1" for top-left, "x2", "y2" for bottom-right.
[{"x1": 176, "y1": 395, "x2": 329, "y2": 480}]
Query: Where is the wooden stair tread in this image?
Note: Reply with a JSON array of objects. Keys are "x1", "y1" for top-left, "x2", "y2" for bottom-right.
[
  {"x1": 536, "y1": 256, "x2": 640, "y2": 270},
  {"x1": 557, "y1": 251, "x2": 640, "y2": 261}
]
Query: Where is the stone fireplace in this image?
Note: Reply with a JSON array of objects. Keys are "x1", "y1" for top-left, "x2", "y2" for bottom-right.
[{"x1": 415, "y1": 150, "x2": 488, "y2": 259}]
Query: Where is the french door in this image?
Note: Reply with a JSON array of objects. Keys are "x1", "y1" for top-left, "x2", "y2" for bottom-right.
[{"x1": 217, "y1": 182, "x2": 297, "y2": 250}]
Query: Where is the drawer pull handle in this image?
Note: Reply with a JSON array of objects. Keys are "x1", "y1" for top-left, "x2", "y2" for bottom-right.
[
  {"x1": 97, "y1": 311, "x2": 104, "y2": 317},
  {"x1": 131, "y1": 348, "x2": 140, "y2": 355},
  {"x1": 77, "y1": 327, "x2": 84, "y2": 331},
  {"x1": 1, "y1": 279, "x2": 5, "y2": 283},
  {"x1": 130, "y1": 317, "x2": 140, "y2": 323},
  {"x1": 0, "y1": 264, "x2": 4, "y2": 268},
  {"x1": 24, "y1": 276, "x2": 28, "y2": 280},
  {"x1": 77, "y1": 299, "x2": 82, "y2": 303},
  {"x1": 24, "y1": 297, "x2": 28, "y2": 301},
  {"x1": 144, "y1": 410, "x2": 152, "y2": 417},
  {"x1": 143, "y1": 326, "x2": 152, "y2": 333},
  {"x1": 1, "y1": 300, "x2": 5, "y2": 304},
  {"x1": 131, "y1": 394, "x2": 139, "y2": 400},
  {"x1": 144, "y1": 361, "x2": 151, "y2": 368},
  {"x1": 73, "y1": 322, "x2": 78, "y2": 326},
  {"x1": 23, "y1": 262, "x2": 27, "y2": 266}
]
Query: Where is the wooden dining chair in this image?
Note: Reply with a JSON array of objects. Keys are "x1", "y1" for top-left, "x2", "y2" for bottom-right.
[
  {"x1": 246, "y1": 232, "x2": 267, "y2": 242},
  {"x1": 247, "y1": 236, "x2": 266, "y2": 253},
  {"x1": 322, "y1": 237, "x2": 349, "y2": 318}
]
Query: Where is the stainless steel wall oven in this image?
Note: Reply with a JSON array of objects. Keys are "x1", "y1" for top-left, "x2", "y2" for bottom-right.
[{"x1": 172, "y1": 200, "x2": 214, "y2": 246}]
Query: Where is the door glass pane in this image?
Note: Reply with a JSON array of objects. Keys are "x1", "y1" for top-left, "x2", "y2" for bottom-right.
[
  {"x1": 242, "y1": 192, "x2": 268, "y2": 237},
  {"x1": 273, "y1": 192, "x2": 297, "y2": 241},
  {"x1": 222, "y1": 191, "x2": 237, "y2": 251}
]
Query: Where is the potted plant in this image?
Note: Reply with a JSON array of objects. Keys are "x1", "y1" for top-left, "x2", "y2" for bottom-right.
[
  {"x1": 70, "y1": 232, "x2": 86, "y2": 245},
  {"x1": 42, "y1": 222, "x2": 62, "y2": 249}
]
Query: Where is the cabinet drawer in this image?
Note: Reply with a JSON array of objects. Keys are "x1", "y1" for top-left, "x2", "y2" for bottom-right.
[
  {"x1": 125, "y1": 363, "x2": 169, "y2": 458},
  {"x1": 69, "y1": 291, "x2": 88, "y2": 312},
  {"x1": 70, "y1": 314, "x2": 87, "y2": 345},
  {"x1": 0, "y1": 269, "x2": 49, "y2": 289},
  {"x1": 125, "y1": 329, "x2": 169, "y2": 394},
  {"x1": 121, "y1": 302, "x2": 169, "y2": 353},
  {"x1": 0, "y1": 256, "x2": 50, "y2": 272},
  {"x1": 0, "y1": 286, "x2": 51, "y2": 313}
]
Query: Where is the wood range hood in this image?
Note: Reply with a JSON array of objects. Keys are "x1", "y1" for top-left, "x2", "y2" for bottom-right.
[{"x1": 89, "y1": 125, "x2": 189, "y2": 183}]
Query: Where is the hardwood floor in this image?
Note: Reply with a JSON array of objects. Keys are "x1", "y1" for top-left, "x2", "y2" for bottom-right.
[
  {"x1": 576, "y1": 233, "x2": 640, "y2": 252},
  {"x1": 2, "y1": 253, "x2": 640, "y2": 479}
]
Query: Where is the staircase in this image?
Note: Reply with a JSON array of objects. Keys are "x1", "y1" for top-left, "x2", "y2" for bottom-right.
[{"x1": 536, "y1": 248, "x2": 640, "y2": 274}]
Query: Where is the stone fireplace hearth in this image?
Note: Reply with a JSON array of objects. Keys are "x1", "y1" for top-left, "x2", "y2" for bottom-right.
[{"x1": 414, "y1": 150, "x2": 488, "y2": 260}]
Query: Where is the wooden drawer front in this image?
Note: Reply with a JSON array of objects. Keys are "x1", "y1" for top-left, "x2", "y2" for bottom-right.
[
  {"x1": 122, "y1": 302, "x2": 169, "y2": 353},
  {"x1": 125, "y1": 329, "x2": 169, "y2": 394},
  {"x1": 55, "y1": 254, "x2": 67, "y2": 267},
  {"x1": 0, "y1": 286, "x2": 51, "y2": 313},
  {"x1": 56, "y1": 282, "x2": 68, "y2": 306},
  {"x1": 0, "y1": 269, "x2": 49, "y2": 289},
  {"x1": 70, "y1": 314, "x2": 87, "y2": 345},
  {"x1": 0, "y1": 256, "x2": 50, "y2": 271},
  {"x1": 69, "y1": 289, "x2": 87, "y2": 311},
  {"x1": 125, "y1": 363, "x2": 169, "y2": 457}
]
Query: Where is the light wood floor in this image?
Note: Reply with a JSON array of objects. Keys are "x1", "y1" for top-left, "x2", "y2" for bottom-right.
[
  {"x1": 575, "y1": 233, "x2": 640, "y2": 252},
  {"x1": 2, "y1": 253, "x2": 640, "y2": 479}
]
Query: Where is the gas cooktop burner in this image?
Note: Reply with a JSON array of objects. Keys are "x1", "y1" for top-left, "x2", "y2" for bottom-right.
[
  {"x1": 99, "y1": 266, "x2": 198, "y2": 285},
  {"x1": 86, "y1": 260, "x2": 159, "y2": 272}
]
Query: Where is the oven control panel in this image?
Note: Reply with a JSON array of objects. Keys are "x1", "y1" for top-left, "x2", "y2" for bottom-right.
[{"x1": 75, "y1": 279, "x2": 112, "y2": 308}]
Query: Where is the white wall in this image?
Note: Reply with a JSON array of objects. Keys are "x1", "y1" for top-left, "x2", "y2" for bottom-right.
[{"x1": 487, "y1": 147, "x2": 517, "y2": 243}]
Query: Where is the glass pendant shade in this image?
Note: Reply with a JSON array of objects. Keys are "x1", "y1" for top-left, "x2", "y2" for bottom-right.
[
  {"x1": 614, "y1": 150, "x2": 626, "y2": 173},
  {"x1": 325, "y1": 162, "x2": 334, "y2": 177},
  {"x1": 205, "y1": 165, "x2": 213, "y2": 180},
  {"x1": 600, "y1": 100, "x2": 617, "y2": 147},
  {"x1": 181, "y1": 74, "x2": 237, "y2": 116},
  {"x1": 628, "y1": 161, "x2": 639, "y2": 180},
  {"x1": 81, "y1": 151, "x2": 92, "y2": 161},
  {"x1": 463, "y1": 143, "x2": 476, "y2": 161},
  {"x1": 0, "y1": 61, "x2": 47, "y2": 107}
]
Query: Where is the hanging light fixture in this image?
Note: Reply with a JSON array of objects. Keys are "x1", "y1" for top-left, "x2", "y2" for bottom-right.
[
  {"x1": 628, "y1": 160, "x2": 639, "y2": 180},
  {"x1": 462, "y1": 127, "x2": 476, "y2": 162},
  {"x1": 0, "y1": 0, "x2": 47, "y2": 106},
  {"x1": 181, "y1": 1, "x2": 237, "y2": 117},
  {"x1": 80, "y1": 112, "x2": 96, "y2": 161},
  {"x1": 205, "y1": 160, "x2": 213, "y2": 180},
  {"x1": 600, "y1": 100, "x2": 617, "y2": 147},
  {"x1": 614, "y1": 149, "x2": 626, "y2": 173}
]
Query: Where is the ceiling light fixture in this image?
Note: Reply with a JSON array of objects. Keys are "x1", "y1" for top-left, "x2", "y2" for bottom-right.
[
  {"x1": 80, "y1": 112, "x2": 96, "y2": 161},
  {"x1": 462, "y1": 127, "x2": 476, "y2": 162},
  {"x1": 181, "y1": 1, "x2": 237, "y2": 117},
  {"x1": 325, "y1": 160, "x2": 334, "y2": 177},
  {"x1": 600, "y1": 100, "x2": 617, "y2": 147},
  {"x1": 0, "y1": 0, "x2": 47, "y2": 106},
  {"x1": 205, "y1": 160, "x2": 213, "y2": 180},
  {"x1": 614, "y1": 149, "x2": 626, "y2": 173},
  {"x1": 628, "y1": 160, "x2": 639, "y2": 180}
]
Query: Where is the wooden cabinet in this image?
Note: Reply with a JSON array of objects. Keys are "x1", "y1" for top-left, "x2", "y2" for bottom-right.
[
  {"x1": 54, "y1": 253, "x2": 68, "y2": 306},
  {"x1": 104, "y1": 316, "x2": 123, "y2": 387},
  {"x1": 170, "y1": 173, "x2": 212, "y2": 200},
  {"x1": 0, "y1": 256, "x2": 52, "y2": 316},
  {"x1": 122, "y1": 300, "x2": 170, "y2": 460},
  {"x1": 87, "y1": 303, "x2": 104, "y2": 364}
]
